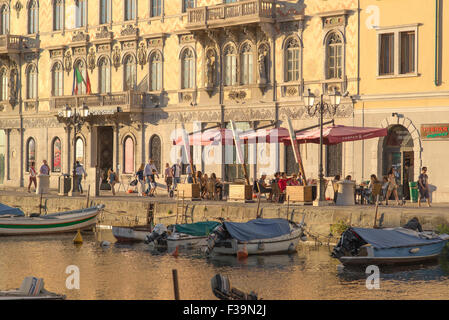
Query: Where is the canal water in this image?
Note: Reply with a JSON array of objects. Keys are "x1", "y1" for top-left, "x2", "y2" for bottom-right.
[{"x1": 1, "y1": 229, "x2": 449, "y2": 300}]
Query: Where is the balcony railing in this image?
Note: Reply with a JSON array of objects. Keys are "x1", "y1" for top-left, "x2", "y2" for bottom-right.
[
  {"x1": 0, "y1": 35, "x2": 39, "y2": 53},
  {"x1": 187, "y1": 0, "x2": 275, "y2": 29},
  {"x1": 50, "y1": 91, "x2": 150, "y2": 113}
]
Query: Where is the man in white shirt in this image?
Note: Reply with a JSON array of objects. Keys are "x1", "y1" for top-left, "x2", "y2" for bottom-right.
[
  {"x1": 172, "y1": 159, "x2": 182, "y2": 189},
  {"x1": 144, "y1": 159, "x2": 158, "y2": 194},
  {"x1": 75, "y1": 161, "x2": 87, "y2": 194},
  {"x1": 39, "y1": 160, "x2": 50, "y2": 175}
]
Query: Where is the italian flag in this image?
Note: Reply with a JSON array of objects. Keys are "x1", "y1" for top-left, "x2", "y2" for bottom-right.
[{"x1": 72, "y1": 67, "x2": 91, "y2": 95}]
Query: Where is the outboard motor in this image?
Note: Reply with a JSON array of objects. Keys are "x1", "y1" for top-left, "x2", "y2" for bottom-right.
[{"x1": 145, "y1": 224, "x2": 168, "y2": 245}]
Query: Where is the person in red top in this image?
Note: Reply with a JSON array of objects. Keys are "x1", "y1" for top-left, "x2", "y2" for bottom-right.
[{"x1": 278, "y1": 172, "x2": 288, "y2": 192}]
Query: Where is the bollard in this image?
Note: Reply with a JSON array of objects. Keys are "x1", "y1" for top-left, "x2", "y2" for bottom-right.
[{"x1": 172, "y1": 269, "x2": 180, "y2": 300}]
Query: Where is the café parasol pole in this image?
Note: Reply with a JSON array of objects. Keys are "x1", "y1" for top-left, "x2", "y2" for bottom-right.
[
  {"x1": 288, "y1": 118, "x2": 307, "y2": 186},
  {"x1": 180, "y1": 122, "x2": 197, "y2": 184},
  {"x1": 230, "y1": 120, "x2": 250, "y2": 185}
]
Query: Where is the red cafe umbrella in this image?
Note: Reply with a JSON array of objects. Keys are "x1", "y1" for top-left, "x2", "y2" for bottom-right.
[
  {"x1": 240, "y1": 127, "x2": 290, "y2": 144},
  {"x1": 292, "y1": 125, "x2": 388, "y2": 145},
  {"x1": 173, "y1": 128, "x2": 235, "y2": 146}
]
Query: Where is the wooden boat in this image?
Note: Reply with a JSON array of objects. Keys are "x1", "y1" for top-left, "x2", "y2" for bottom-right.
[
  {"x1": 211, "y1": 274, "x2": 259, "y2": 300},
  {"x1": 206, "y1": 218, "x2": 307, "y2": 256},
  {"x1": 0, "y1": 204, "x2": 105, "y2": 236},
  {"x1": 146, "y1": 221, "x2": 221, "y2": 248},
  {"x1": 332, "y1": 227, "x2": 449, "y2": 266},
  {"x1": 0, "y1": 277, "x2": 65, "y2": 300},
  {"x1": 112, "y1": 225, "x2": 152, "y2": 243}
]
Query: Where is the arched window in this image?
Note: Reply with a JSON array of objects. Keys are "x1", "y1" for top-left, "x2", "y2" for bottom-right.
[
  {"x1": 0, "y1": 5, "x2": 9, "y2": 35},
  {"x1": 75, "y1": 137, "x2": 84, "y2": 165},
  {"x1": 98, "y1": 57, "x2": 110, "y2": 93},
  {"x1": 53, "y1": 0, "x2": 63, "y2": 31},
  {"x1": 27, "y1": 0, "x2": 38, "y2": 34},
  {"x1": 285, "y1": 37, "x2": 300, "y2": 82},
  {"x1": 52, "y1": 62, "x2": 63, "y2": 96},
  {"x1": 124, "y1": 0, "x2": 136, "y2": 21},
  {"x1": 123, "y1": 136, "x2": 134, "y2": 174},
  {"x1": 149, "y1": 135, "x2": 161, "y2": 173},
  {"x1": 224, "y1": 44, "x2": 237, "y2": 86},
  {"x1": 52, "y1": 137, "x2": 62, "y2": 172},
  {"x1": 181, "y1": 48, "x2": 195, "y2": 89},
  {"x1": 74, "y1": 60, "x2": 86, "y2": 94},
  {"x1": 26, "y1": 138, "x2": 36, "y2": 172},
  {"x1": 326, "y1": 32, "x2": 343, "y2": 79},
  {"x1": 123, "y1": 54, "x2": 136, "y2": 91},
  {"x1": 240, "y1": 42, "x2": 253, "y2": 85},
  {"x1": 149, "y1": 51, "x2": 162, "y2": 91},
  {"x1": 76, "y1": 0, "x2": 87, "y2": 28},
  {"x1": 151, "y1": 0, "x2": 161, "y2": 17},
  {"x1": 100, "y1": 0, "x2": 110, "y2": 24},
  {"x1": 0, "y1": 68, "x2": 8, "y2": 101},
  {"x1": 26, "y1": 64, "x2": 37, "y2": 99}
]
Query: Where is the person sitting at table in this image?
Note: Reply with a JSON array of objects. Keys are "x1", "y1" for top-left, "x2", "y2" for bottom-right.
[
  {"x1": 278, "y1": 172, "x2": 289, "y2": 202},
  {"x1": 345, "y1": 175, "x2": 352, "y2": 181},
  {"x1": 210, "y1": 173, "x2": 223, "y2": 200},
  {"x1": 288, "y1": 173, "x2": 300, "y2": 186},
  {"x1": 255, "y1": 174, "x2": 272, "y2": 200},
  {"x1": 201, "y1": 173, "x2": 208, "y2": 198},
  {"x1": 362, "y1": 174, "x2": 380, "y2": 204},
  {"x1": 332, "y1": 175, "x2": 341, "y2": 203}
]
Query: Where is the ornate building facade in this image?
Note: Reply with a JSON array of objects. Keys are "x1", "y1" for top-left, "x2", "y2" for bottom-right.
[{"x1": 2, "y1": 1, "x2": 445, "y2": 202}]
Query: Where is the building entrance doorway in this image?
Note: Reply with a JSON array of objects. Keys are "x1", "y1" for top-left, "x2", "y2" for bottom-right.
[
  {"x1": 98, "y1": 126, "x2": 114, "y2": 190},
  {"x1": 382, "y1": 125, "x2": 414, "y2": 200}
]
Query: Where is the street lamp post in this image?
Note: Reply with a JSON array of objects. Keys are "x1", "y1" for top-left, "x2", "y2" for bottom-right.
[
  {"x1": 62, "y1": 103, "x2": 90, "y2": 197},
  {"x1": 304, "y1": 88, "x2": 341, "y2": 206}
]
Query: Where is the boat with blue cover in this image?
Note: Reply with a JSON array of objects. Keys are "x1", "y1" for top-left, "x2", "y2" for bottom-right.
[
  {"x1": 332, "y1": 227, "x2": 449, "y2": 266},
  {"x1": 205, "y1": 218, "x2": 306, "y2": 255}
]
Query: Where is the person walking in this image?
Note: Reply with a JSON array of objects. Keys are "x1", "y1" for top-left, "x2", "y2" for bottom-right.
[
  {"x1": 172, "y1": 160, "x2": 181, "y2": 190},
  {"x1": 108, "y1": 168, "x2": 118, "y2": 196},
  {"x1": 385, "y1": 167, "x2": 400, "y2": 206},
  {"x1": 418, "y1": 166, "x2": 431, "y2": 207},
  {"x1": 148, "y1": 169, "x2": 159, "y2": 197},
  {"x1": 75, "y1": 161, "x2": 87, "y2": 194},
  {"x1": 164, "y1": 163, "x2": 173, "y2": 195},
  {"x1": 28, "y1": 161, "x2": 37, "y2": 193},
  {"x1": 144, "y1": 158, "x2": 158, "y2": 195},
  {"x1": 136, "y1": 163, "x2": 145, "y2": 196}
]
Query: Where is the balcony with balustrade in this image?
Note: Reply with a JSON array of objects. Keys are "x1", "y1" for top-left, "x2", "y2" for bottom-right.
[
  {"x1": 186, "y1": 0, "x2": 276, "y2": 30},
  {"x1": 0, "y1": 35, "x2": 39, "y2": 54},
  {"x1": 50, "y1": 91, "x2": 151, "y2": 115}
]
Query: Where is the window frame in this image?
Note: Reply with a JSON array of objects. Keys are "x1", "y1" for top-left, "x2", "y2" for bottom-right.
[
  {"x1": 240, "y1": 42, "x2": 254, "y2": 85},
  {"x1": 223, "y1": 44, "x2": 237, "y2": 86},
  {"x1": 182, "y1": 0, "x2": 195, "y2": 13},
  {"x1": 27, "y1": 0, "x2": 39, "y2": 35},
  {"x1": 98, "y1": 56, "x2": 111, "y2": 94},
  {"x1": 75, "y1": 0, "x2": 87, "y2": 28},
  {"x1": 52, "y1": 62, "x2": 63, "y2": 97},
  {"x1": 0, "y1": 68, "x2": 8, "y2": 101},
  {"x1": 53, "y1": 0, "x2": 64, "y2": 31},
  {"x1": 149, "y1": 50, "x2": 163, "y2": 92},
  {"x1": 124, "y1": 0, "x2": 136, "y2": 21},
  {"x1": 123, "y1": 54, "x2": 137, "y2": 91},
  {"x1": 99, "y1": 0, "x2": 111, "y2": 25},
  {"x1": 26, "y1": 64, "x2": 38, "y2": 100},
  {"x1": 284, "y1": 36, "x2": 301, "y2": 82},
  {"x1": 376, "y1": 24, "x2": 419, "y2": 78},
  {"x1": 325, "y1": 31, "x2": 343, "y2": 80},
  {"x1": 181, "y1": 47, "x2": 195, "y2": 89},
  {"x1": 123, "y1": 136, "x2": 135, "y2": 174},
  {"x1": 0, "y1": 4, "x2": 9, "y2": 35}
]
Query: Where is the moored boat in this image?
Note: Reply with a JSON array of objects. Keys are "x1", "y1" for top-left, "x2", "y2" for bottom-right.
[
  {"x1": 0, "y1": 277, "x2": 65, "y2": 300},
  {"x1": 331, "y1": 227, "x2": 449, "y2": 266},
  {"x1": 0, "y1": 204, "x2": 105, "y2": 236},
  {"x1": 205, "y1": 218, "x2": 307, "y2": 256},
  {"x1": 145, "y1": 221, "x2": 221, "y2": 248},
  {"x1": 112, "y1": 225, "x2": 152, "y2": 243}
]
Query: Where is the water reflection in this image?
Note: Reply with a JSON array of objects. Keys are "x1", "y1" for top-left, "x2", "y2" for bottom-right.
[{"x1": 0, "y1": 230, "x2": 448, "y2": 300}]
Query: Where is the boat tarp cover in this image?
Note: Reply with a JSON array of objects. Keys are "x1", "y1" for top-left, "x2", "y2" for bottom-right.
[
  {"x1": 352, "y1": 227, "x2": 444, "y2": 249},
  {"x1": 173, "y1": 221, "x2": 221, "y2": 237},
  {"x1": 223, "y1": 219, "x2": 291, "y2": 242},
  {"x1": 0, "y1": 203, "x2": 24, "y2": 217}
]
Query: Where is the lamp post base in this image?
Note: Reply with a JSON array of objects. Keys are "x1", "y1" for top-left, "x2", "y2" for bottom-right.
[
  {"x1": 313, "y1": 199, "x2": 330, "y2": 207},
  {"x1": 68, "y1": 190, "x2": 80, "y2": 197},
  {"x1": 68, "y1": 175, "x2": 80, "y2": 197}
]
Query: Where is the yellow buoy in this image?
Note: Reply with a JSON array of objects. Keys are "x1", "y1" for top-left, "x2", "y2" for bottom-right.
[{"x1": 73, "y1": 229, "x2": 83, "y2": 244}]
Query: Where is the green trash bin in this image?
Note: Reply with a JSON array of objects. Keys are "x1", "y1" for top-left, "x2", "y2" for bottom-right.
[{"x1": 409, "y1": 181, "x2": 418, "y2": 203}]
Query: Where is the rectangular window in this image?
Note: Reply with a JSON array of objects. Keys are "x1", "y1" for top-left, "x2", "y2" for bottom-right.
[
  {"x1": 54, "y1": 3, "x2": 63, "y2": 31},
  {"x1": 125, "y1": 0, "x2": 136, "y2": 21},
  {"x1": 326, "y1": 144, "x2": 342, "y2": 177},
  {"x1": 151, "y1": 0, "x2": 161, "y2": 17},
  {"x1": 76, "y1": 0, "x2": 87, "y2": 28},
  {"x1": 400, "y1": 31, "x2": 415, "y2": 74},
  {"x1": 100, "y1": 0, "x2": 110, "y2": 24},
  {"x1": 183, "y1": 0, "x2": 195, "y2": 13},
  {"x1": 379, "y1": 33, "x2": 394, "y2": 76}
]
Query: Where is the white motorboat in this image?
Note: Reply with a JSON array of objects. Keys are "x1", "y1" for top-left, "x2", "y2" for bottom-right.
[
  {"x1": 206, "y1": 218, "x2": 307, "y2": 256},
  {"x1": 112, "y1": 225, "x2": 152, "y2": 243},
  {"x1": 0, "y1": 277, "x2": 65, "y2": 300}
]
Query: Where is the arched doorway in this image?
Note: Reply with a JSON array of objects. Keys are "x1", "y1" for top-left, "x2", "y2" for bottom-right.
[
  {"x1": 149, "y1": 135, "x2": 161, "y2": 173},
  {"x1": 382, "y1": 125, "x2": 414, "y2": 199}
]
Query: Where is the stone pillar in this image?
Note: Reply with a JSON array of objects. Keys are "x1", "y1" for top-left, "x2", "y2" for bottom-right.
[
  {"x1": 113, "y1": 123, "x2": 119, "y2": 173},
  {"x1": 5, "y1": 129, "x2": 10, "y2": 181}
]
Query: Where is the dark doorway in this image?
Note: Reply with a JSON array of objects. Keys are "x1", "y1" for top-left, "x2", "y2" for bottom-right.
[{"x1": 98, "y1": 126, "x2": 114, "y2": 190}]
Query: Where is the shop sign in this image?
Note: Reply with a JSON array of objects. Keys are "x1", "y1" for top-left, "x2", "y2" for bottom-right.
[{"x1": 421, "y1": 124, "x2": 449, "y2": 140}]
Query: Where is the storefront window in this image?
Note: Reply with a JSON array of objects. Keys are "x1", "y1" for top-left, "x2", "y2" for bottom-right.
[{"x1": 75, "y1": 137, "x2": 84, "y2": 165}]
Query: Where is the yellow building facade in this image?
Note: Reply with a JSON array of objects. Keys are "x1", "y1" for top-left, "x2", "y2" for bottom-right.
[{"x1": 0, "y1": 0, "x2": 446, "y2": 201}]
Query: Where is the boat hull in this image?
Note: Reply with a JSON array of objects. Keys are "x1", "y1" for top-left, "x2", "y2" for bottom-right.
[
  {"x1": 166, "y1": 235, "x2": 208, "y2": 248},
  {"x1": 339, "y1": 240, "x2": 449, "y2": 266},
  {"x1": 0, "y1": 206, "x2": 103, "y2": 236},
  {"x1": 112, "y1": 226, "x2": 152, "y2": 243},
  {"x1": 212, "y1": 229, "x2": 303, "y2": 255}
]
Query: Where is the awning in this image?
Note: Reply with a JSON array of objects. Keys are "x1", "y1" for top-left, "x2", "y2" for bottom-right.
[
  {"x1": 172, "y1": 128, "x2": 235, "y2": 146},
  {"x1": 239, "y1": 127, "x2": 290, "y2": 144},
  {"x1": 290, "y1": 125, "x2": 388, "y2": 145},
  {"x1": 223, "y1": 219, "x2": 291, "y2": 242}
]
